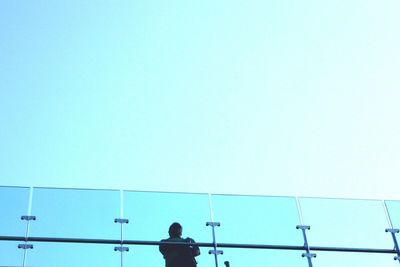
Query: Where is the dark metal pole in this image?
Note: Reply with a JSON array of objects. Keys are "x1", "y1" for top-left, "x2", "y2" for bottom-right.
[{"x1": 1, "y1": 235, "x2": 398, "y2": 254}]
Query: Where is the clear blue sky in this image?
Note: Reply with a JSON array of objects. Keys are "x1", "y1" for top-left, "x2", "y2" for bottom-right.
[{"x1": 1, "y1": 0, "x2": 400, "y2": 199}]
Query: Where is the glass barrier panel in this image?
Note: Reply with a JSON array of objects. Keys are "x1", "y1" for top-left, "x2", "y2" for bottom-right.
[
  {"x1": 299, "y1": 198, "x2": 392, "y2": 249},
  {"x1": 123, "y1": 191, "x2": 213, "y2": 266},
  {"x1": 0, "y1": 186, "x2": 30, "y2": 236},
  {"x1": 29, "y1": 188, "x2": 120, "y2": 239},
  {"x1": 0, "y1": 241, "x2": 25, "y2": 266},
  {"x1": 312, "y1": 251, "x2": 398, "y2": 267},
  {"x1": 218, "y1": 248, "x2": 307, "y2": 267},
  {"x1": 124, "y1": 245, "x2": 164, "y2": 267},
  {"x1": 211, "y1": 195, "x2": 302, "y2": 245},
  {"x1": 385, "y1": 200, "x2": 400, "y2": 229},
  {"x1": 124, "y1": 191, "x2": 210, "y2": 241},
  {"x1": 26, "y1": 242, "x2": 120, "y2": 267},
  {"x1": 124, "y1": 244, "x2": 215, "y2": 267}
]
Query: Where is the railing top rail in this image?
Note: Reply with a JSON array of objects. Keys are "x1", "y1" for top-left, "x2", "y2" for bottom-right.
[{"x1": 1, "y1": 235, "x2": 396, "y2": 254}]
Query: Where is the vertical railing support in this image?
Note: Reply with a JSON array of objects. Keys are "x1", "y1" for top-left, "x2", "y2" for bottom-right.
[
  {"x1": 296, "y1": 225, "x2": 316, "y2": 267},
  {"x1": 114, "y1": 218, "x2": 129, "y2": 266},
  {"x1": 20, "y1": 187, "x2": 35, "y2": 267},
  {"x1": 19, "y1": 213, "x2": 35, "y2": 251},
  {"x1": 115, "y1": 190, "x2": 129, "y2": 267},
  {"x1": 207, "y1": 221, "x2": 223, "y2": 267},
  {"x1": 386, "y1": 228, "x2": 400, "y2": 262}
]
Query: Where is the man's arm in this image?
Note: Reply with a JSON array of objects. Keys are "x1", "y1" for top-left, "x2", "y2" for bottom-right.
[
  {"x1": 186, "y1": 238, "x2": 200, "y2": 256},
  {"x1": 159, "y1": 239, "x2": 169, "y2": 257}
]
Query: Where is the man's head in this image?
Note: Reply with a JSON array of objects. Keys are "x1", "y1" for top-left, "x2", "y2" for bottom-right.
[{"x1": 168, "y1": 222, "x2": 182, "y2": 238}]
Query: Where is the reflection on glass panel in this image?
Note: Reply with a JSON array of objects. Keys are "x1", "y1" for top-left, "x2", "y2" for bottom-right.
[
  {"x1": 299, "y1": 198, "x2": 392, "y2": 249},
  {"x1": 313, "y1": 251, "x2": 398, "y2": 267},
  {"x1": 26, "y1": 242, "x2": 120, "y2": 267},
  {"x1": 211, "y1": 195, "x2": 302, "y2": 245},
  {"x1": 384, "y1": 200, "x2": 400, "y2": 229},
  {"x1": 0, "y1": 186, "x2": 30, "y2": 236},
  {"x1": 124, "y1": 191, "x2": 214, "y2": 267},
  {"x1": 219, "y1": 248, "x2": 306, "y2": 267},
  {"x1": 0, "y1": 241, "x2": 25, "y2": 266},
  {"x1": 29, "y1": 188, "x2": 120, "y2": 239}
]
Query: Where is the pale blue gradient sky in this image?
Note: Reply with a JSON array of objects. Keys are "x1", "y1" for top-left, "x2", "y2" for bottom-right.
[{"x1": 1, "y1": 0, "x2": 400, "y2": 199}]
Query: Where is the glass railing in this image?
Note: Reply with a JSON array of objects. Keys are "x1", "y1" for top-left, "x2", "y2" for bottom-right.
[
  {"x1": 211, "y1": 194, "x2": 302, "y2": 246},
  {"x1": 298, "y1": 197, "x2": 392, "y2": 249},
  {"x1": 29, "y1": 188, "x2": 120, "y2": 239},
  {"x1": 26, "y1": 242, "x2": 119, "y2": 267},
  {"x1": 0, "y1": 186, "x2": 30, "y2": 267},
  {"x1": 0, "y1": 186, "x2": 30, "y2": 237},
  {"x1": 1, "y1": 186, "x2": 400, "y2": 267}
]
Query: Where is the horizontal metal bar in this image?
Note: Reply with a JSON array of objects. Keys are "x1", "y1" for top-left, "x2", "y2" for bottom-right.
[{"x1": 0, "y1": 236, "x2": 396, "y2": 254}]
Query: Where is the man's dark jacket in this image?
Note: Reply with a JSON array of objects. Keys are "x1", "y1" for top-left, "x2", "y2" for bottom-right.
[{"x1": 159, "y1": 237, "x2": 200, "y2": 267}]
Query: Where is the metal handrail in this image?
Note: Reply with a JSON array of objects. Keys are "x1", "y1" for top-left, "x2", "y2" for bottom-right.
[{"x1": 1, "y1": 235, "x2": 396, "y2": 254}]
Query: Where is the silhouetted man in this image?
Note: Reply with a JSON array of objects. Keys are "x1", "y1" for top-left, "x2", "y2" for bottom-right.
[{"x1": 159, "y1": 222, "x2": 200, "y2": 267}]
